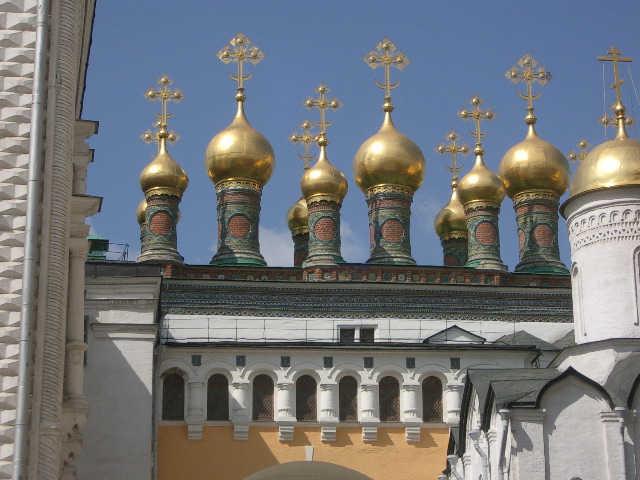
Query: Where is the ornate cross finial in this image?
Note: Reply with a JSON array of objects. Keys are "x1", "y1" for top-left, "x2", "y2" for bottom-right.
[
  {"x1": 568, "y1": 138, "x2": 590, "y2": 164},
  {"x1": 458, "y1": 95, "x2": 495, "y2": 155},
  {"x1": 217, "y1": 33, "x2": 265, "y2": 93},
  {"x1": 364, "y1": 38, "x2": 410, "y2": 111},
  {"x1": 436, "y1": 130, "x2": 468, "y2": 185},
  {"x1": 505, "y1": 54, "x2": 552, "y2": 125},
  {"x1": 289, "y1": 120, "x2": 317, "y2": 170},
  {"x1": 598, "y1": 45, "x2": 634, "y2": 131},
  {"x1": 598, "y1": 45, "x2": 632, "y2": 106},
  {"x1": 141, "y1": 74, "x2": 183, "y2": 146},
  {"x1": 304, "y1": 83, "x2": 342, "y2": 146}
]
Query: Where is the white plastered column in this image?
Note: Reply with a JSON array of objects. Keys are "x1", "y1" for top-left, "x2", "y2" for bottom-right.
[
  {"x1": 319, "y1": 383, "x2": 338, "y2": 442},
  {"x1": 231, "y1": 381, "x2": 250, "y2": 440},
  {"x1": 446, "y1": 382, "x2": 465, "y2": 426},
  {"x1": 360, "y1": 382, "x2": 379, "y2": 442},
  {"x1": 276, "y1": 381, "x2": 295, "y2": 442},
  {"x1": 510, "y1": 410, "x2": 546, "y2": 480},
  {"x1": 186, "y1": 380, "x2": 205, "y2": 440},
  {"x1": 402, "y1": 382, "x2": 421, "y2": 443},
  {"x1": 59, "y1": 119, "x2": 100, "y2": 480}
]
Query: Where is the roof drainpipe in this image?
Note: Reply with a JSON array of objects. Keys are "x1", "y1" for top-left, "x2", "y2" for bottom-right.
[
  {"x1": 447, "y1": 454, "x2": 464, "y2": 480},
  {"x1": 13, "y1": 1, "x2": 50, "y2": 479},
  {"x1": 614, "y1": 407, "x2": 627, "y2": 480},
  {"x1": 497, "y1": 409, "x2": 511, "y2": 480},
  {"x1": 469, "y1": 429, "x2": 489, "y2": 480}
]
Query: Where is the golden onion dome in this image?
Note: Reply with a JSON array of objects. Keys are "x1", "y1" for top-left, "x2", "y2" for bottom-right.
[
  {"x1": 353, "y1": 111, "x2": 425, "y2": 192},
  {"x1": 136, "y1": 199, "x2": 147, "y2": 225},
  {"x1": 499, "y1": 124, "x2": 570, "y2": 198},
  {"x1": 458, "y1": 151, "x2": 506, "y2": 205},
  {"x1": 139, "y1": 139, "x2": 189, "y2": 196},
  {"x1": 571, "y1": 109, "x2": 640, "y2": 196},
  {"x1": 205, "y1": 95, "x2": 275, "y2": 186},
  {"x1": 434, "y1": 185, "x2": 467, "y2": 237},
  {"x1": 286, "y1": 197, "x2": 309, "y2": 234},
  {"x1": 301, "y1": 145, "x2": 348, "y2": 200}
]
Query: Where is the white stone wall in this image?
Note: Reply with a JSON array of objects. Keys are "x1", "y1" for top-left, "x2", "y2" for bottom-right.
[
  {"x1": 565, "y1": 187, "x2": 640, "y2": 344},
  {"x1": 0, "y1": 1, "x2": 36, "y2": 477},
  {"x1": 77, "y1": 276, "x2": 161, "y2": 480},
  {"x1": 161, "y1": 314, "x2": 572, "y2": 346}
]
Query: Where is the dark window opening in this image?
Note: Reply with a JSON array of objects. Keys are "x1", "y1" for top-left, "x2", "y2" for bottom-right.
[
  {"x1": 422, "y1": 376, "x2": 443, "y2": 422},
  {"x1": 339, "y1": 376, "x2": 358, "y2": 422},
  {"x1": 379, "y1": 376, "x2": 400, "y2": 422},
  {"x1": 296, "y1": 375, "x2": 317, "y2": 422},
  {"x1": 162, "y1": 373, "x2": 185, "y2": 420},
  {"x1": 253, "y1": 374, "x2": 274, "y2": 421},
  {"x1": 207, "y1": 374, "x2": 229, "y2": 421}
]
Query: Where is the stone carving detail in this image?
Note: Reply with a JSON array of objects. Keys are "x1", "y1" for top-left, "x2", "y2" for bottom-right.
[{"x1": 568, "y1": 206, "x2": 640, "y2": 252}]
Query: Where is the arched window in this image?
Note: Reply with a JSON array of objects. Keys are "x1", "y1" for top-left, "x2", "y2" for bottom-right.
[
  {"x1": 339, "y1": 376, "x2": 358, "y2": 422},
  {"x1": 162, "y1": 372, "x2": 185, "y2": 420},
  {"x1": 296, "y1": 375, "x2": 317, "y2": 422},
  {"x1": 422, "y1": 376, "x2": 443, "y2": 422},
  {"x1": 379, "y1": 376, "x2": 400, "y2": 422},
  {"x1": 207, "y1": 374, "x2": 229, "y2": 421},
  {"x1": 252, "y1": 374, "x2": 274, "y2": 421}
]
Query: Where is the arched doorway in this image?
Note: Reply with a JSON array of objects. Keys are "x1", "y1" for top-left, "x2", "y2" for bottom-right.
[{"x1": 243, "y1": 461, "x2": 373, "y2": 480}]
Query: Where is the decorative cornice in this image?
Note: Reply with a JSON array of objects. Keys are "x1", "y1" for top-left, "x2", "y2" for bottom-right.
[
  {"x1": 512, "y1": 189, "x2": 559, "y2": 205},
  {"x1": 306, "y1": 194, "x2": 343, "y2": 206},
  {"x1": 365, "y1": 184, "x2": 414, "y2": 200},
  {"x1": 215, "y1": 178, "x2": 263, "y2": 193}
]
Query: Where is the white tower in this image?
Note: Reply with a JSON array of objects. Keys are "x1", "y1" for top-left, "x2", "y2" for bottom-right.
[{"x1": 562, "y1": 46, "x2": 640, "y2": 344}]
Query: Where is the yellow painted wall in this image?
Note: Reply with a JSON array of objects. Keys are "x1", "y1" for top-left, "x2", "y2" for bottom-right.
[{"x1": 158, "y1": 425, "x2": 448, "y2": 480}]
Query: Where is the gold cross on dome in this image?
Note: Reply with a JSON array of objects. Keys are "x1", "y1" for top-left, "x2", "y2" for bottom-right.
[
  {"x1": 141, "y1": 74, "x2": 183, "y2": 145},
  {"x1": 598, "y1": 45, "x2": 632, "y2": 106},
  {"x1": 506, "y1": 54, "x2": 551, "y2": 121},
  {"x1": 435, "y1": 130, "x2": 468, "y2": 184},
  {"x1": 364, "y1": 38, "x2": 410, "y2": 104},
  {"x1": 303, "y1": 83, "x2": 342, "y2": 143},
  {"x1": 568, "y1": 138, "x2": 590, "y2": 164},
  {"x1": 217, "y1": 33, "x2": 265, "y2": 89},
  {"x1": 458, "y1": 95, "x2": 495, "y2": 152},
  {"x1": 289, "y1": 120, "x2": 317, "y2": 170}
]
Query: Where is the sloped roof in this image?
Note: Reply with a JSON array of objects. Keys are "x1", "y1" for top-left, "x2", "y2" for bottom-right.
[
  {"x1": 494, "y1": 330, "x2": 559, "y2": 351},
  {"x1": 553, "y1": 330, "x2": 576, "y2": 349},
  {"x1": 424, "y1": 325, "x2": 486, "y2": 344}
]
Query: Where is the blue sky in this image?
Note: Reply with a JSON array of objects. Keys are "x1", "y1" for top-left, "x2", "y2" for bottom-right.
[{"x1": 83, "y1": 1, "x2": 640, "y2": 268}]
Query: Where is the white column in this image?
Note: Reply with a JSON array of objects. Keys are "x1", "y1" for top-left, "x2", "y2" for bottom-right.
[
  {"x1": 319, "y1": 383, "x2": 338, "y2": 442},
  {"x1": 445, "y1": 382, "x2": 465, "y2": 426},
  {"x1": 361, "y1": 382, "x2": 379, "y2": 442},
  {"x1": 511, "y1": 410, "x2": 546, "y2": 480},
  {"x1": 276, "y1": 381, "x2": 295, "y2": 442},
  {"x1": 402, "y1": 382, "x2": 421, "y2": 443},
  {"x1": 186, "y1": 381, "x2": 205, "y2": 440},
  {"x1": 231, "y1": 381, "x2": 250, "y2": 440}
]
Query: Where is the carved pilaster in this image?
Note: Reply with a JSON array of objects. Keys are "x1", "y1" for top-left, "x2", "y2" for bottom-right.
[{"x1": 231, "y1": 381, "x2": 250, "y2": 441}]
